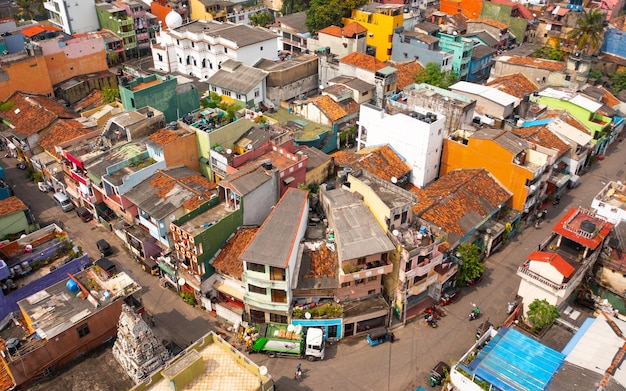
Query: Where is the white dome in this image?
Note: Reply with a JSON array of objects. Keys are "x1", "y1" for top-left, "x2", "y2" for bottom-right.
[{"x1": 165, "y1": 10, "x2": 183, "y2": 29}]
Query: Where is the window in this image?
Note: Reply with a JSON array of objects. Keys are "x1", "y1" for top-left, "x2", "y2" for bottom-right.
[
  {"x1": 269, "y1": 313, "x2": 287, "y2": 323},
  {"x1": 341, "y1": 281, "x2": 351, "y2": 287},
  {"x1": 157, "y1": 53, "x2": 163, "y2": 61},
  {"x1": 224, "y1": 47, "x2": 228, "y2": 53},
  {"x1": 191, "y1": 41, "x2": 194, "y2": 48},
  {"x1": 271, "y1": 289, "x2": 287, "y2": 303},
  {"x1": 368, "y1": 276, "x2": 377, "y2": 282},
  {"x1": 248, "y1": 284, "x2": 266, "y2": 294},
  {"x1": 404, "y1": 36, "x2": 410, "y2": 44},
  {"x1": 357, "y1": 257, "x2": 366, "y2": 266},
  {"x1": 368, "y1": 289, "x2": 376, "y2": 295},
  {"x1": 355, "y1": 279, "x2": 365, "y2": 285},
  {"x1": 211, "y1": 86, "x2": 217, "y2": 92},
  {"x1": 77, "y1": 324, "x2": 90, "y2": 338},
  {"x1": 176, "y1": 39, "x2": 180, "y2": 45},
  {"x1": 130, "y1": 98, "x2": 135, "y2": 108},
  {"x1": 223, "y1": 90, "x2": 231, "y2": 97},
  {"x1": 270, "y1": 267, "x2": 285, "y2": 281},
  {"x1": 565, "y1": 75, "x2": 571, "y2": 81},
  {"x1": 254, "y1": 89, "x2": 260, "y2": 98},
  {"x1": 260, "y1": 46, "x2": 263, "y2": 51},
  {"x1": 404, "y1": 260, "x2": 412, "y2": 272},
  {"x1": 247, "y1": 262, "x2": 265, "y2": 273}
]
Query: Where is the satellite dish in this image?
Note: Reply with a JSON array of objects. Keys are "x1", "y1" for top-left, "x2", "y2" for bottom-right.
[
  {"x1": 170, "y1": 214, "x2": 176, "y2": 220},
  {"x1": 305, "y1": 312, "x2": 311, "y2": 319},
  {"x1": 226, "y1": 149, "x2": 232, "y2": 154},
  {"x1": 391, "y1": 177, "x2": 398, "y2": 184},
  {"x1": 259, "y1": 366, "x2": 268, "y2": 376},
  {"x1": 178, "y1": 278, "x2": 186, "y2": 286},
  {"x1": 392, "y1": 229, "x2": 399, "y2": 236},
  {"x1": 247, "y1": 144, "x2": 253, "y2": 150}
]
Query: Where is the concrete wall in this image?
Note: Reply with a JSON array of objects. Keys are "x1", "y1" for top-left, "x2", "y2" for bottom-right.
[{"x1": 54, "y1": 73, "x2": 118, "y2": 105}]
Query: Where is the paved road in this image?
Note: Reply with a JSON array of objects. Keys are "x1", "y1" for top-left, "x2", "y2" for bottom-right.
[{"x1": 3, "y1": 136, "x2": 624, "y2": 391}]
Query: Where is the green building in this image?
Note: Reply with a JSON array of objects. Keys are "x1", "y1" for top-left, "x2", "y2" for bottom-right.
[
  {"x1": 119, "y1": 74, "x2": 200, "y2": 123},
  {"x1": 95, "y1": 2, "x2": 137, "y2": 60},
  {"x1": 437, "y1": 32, "x2": 474, "y2": 80}
]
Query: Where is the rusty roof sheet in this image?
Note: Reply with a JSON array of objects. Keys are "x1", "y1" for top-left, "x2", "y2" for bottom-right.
[
  {"x1": 0, "y1": 92, "x2": 77, "y2": 137},
  {"x1": 502, "y1": 56, "x2": 565, "y2": 71},
  {"x1": 72, "y1": 90, "x2": 104, "y2": 113},
  {"x1": 38, "y1": 119, "x2": 91, "y2": 160},
  {"x1": 339, "y1": 52, "x2": 387, "y2": 72},
  {"x1": 147, "y1": 128, "x2": 179, "y2": 146},
  {"x1": 470, "y1": 18, "x2": 509, "y2": 29},
  {"x1": 332, "y1": 145, "x2": 411, "y2": 182},
  {"x1": 0, "y1": 196, "x2": 27, "y2": 216},
  {"x1": 486, "y1": 73, "x2": 538, "y2": 99},
  {"x1": 318, "y1": 22, "x2": 367, "y2": 38},
  {"x1": 211, "y1": 226, "x2": 258, "y2": 279},
  {"x1": 410, "y1": 169, "x2": 512, "y2": 243},
  {"x1": 395, "y1": 61, "x2": 424, "y2": 91},
  {"x1": 310, "y1": 95, "x2": 357, "y2": 122}
]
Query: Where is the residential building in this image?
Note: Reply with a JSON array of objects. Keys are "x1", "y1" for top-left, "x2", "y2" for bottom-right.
[
  {"x1": 595, "y1": 225, "x2": 626, "y2": 295},
  {"x1": 96, "y1": 2, "x2": 138, "y2": 60},
  {"x1": 145, "y1": 122, "x2": 200, "y2": 172},
  {"x1": 332, "y1": 144, "x2": 412, "y2": 187},
  {"x1": 91, "y1": 29, "x2": 126, "y2": 66},
  {"x1": 393, "y1": 60, "x2": 423, "y2": 92},
  {"x1": 274, "y1": 11, "x2": 309, "y2": 53},
  {"x1": 320, "y1": 186, "x2": 395, "y2": 302},
  {"x1": 467, "y1": 44, "x2": 496, "y2": 82},
  {"x1": 119, "y1": 74, "x2": 200, "y2": 123},
  {"x1": 307, "y1": 22, "x2": 367, "y2": 58},
  {"x1": 169, "y1": 164, "x2": 280, "y2": 298},
  {"x1": 342, "y1": 3, "x2": 405, "y2": 62},
  {"x1": 533, "y1": 5, "x2": 579, "y2": 50},
  {"x1": 44, "y1": 0, "x2": 99, "y2": 35},
  {"x1": 0, "y1": 91, "x2": 77, "y2": 160},
  {"x1": 436, "y1": 31, "x2": 473, "y2": 80},
  {"x1": 289, "y1": 91, "x2": 360, "y2": 130},
  {"x1": 397, "y1": 83, "x2": 476, "y2": 138},
  {"x1": 591, "y1": 181, "x2": 626, "y2": 224},
  {"x1": 254, "y1": 53, "x2": 319, "y2": 107},
  {"x1": 358, "y1": 101, "x2": 445, "y2": 188},
  {"x1": 127, "y1": 331, "x2": 274, "y2": 391},
  {"x1": 440, "y1": 0, "x2": 482, "y2": 19},
  {"x1": 411, "y1": 168, "x2": 514, "y2": 252},
  {"x1": 449, "y1": 81, "x2": 518, "y2": 123},
  {"x1": 0, "y1": 197, "x2": 36, "y2": 238},
  {"x1": 0, "y1": 266, "x2": 140, "y2": 389},
  {"x1": 486, "y1": 72, "x2": 538, "y2": 100},
  {"x1": 326, "y1": 75, "x2": 375, "y2": 105},
  {"x1": 0, "y1": 47, "x2": 53, "y2": 101},
  {"x1": 517, "y1": 207, "x2": 614, "y2": 313},
  {"x1": 241, "y1": 188, "x2": 309, "y2": 324},
  {"x1": 466, "y1": 18, "x2": 512, "y2": 49},
  {"x1": 391, "y1": 26, "x2": 454, "y2": 71},
  {"x1": 114, "y1": 0, "x2": 160, "y2": 57},
  {"x1": 602, "y1": 15, "x2": 626, "y2": 61},
  {"x1": 294, "y1": 146, "x2": 333, "y2": 188},
  {"x1": 54, "y1": 71, "x2": 118, "y2": 107},
  {"x1": 490, "y1": 55, "x2": 572, "y2": 89},
  {"x1": 206, "y1": 59, "x2": 268, "y2": 109},
  {"x1": 531, "y1": 87, "x2": 615, "y2": 155},
  {"x1": 124, "y1": 166, "x2": 218, "y2": 249},
  {"x1": 543, "y1": 114, "x2": 593, "y2": 176},
  {"x1": 442, "y1": 128, "x2": 546, "y2": 213},
  {"x1": 151, "y1": 20, "x2": 279, "y2": 81},
  {"x1": 209, "y1": 226, "x2": 259, "y2": 325}
]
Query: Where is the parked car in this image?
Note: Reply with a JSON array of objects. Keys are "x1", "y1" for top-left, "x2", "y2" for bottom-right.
[
  {"x1": 76, "y1": 207, "x2": 93, "y2": 222},
  {"x1": 96, "y1": 239, "x2": 113, "y2": 257},
  {"x1": 37, "y1": 182, "x2": 53, "y2": 193}
]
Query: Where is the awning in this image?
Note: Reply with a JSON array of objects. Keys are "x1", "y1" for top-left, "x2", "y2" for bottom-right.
[
  {"x1": 549, "y1": 173, "x2": 571, "y2": 188},
  {"x1": 283, "y1": 176, "x2": 295, "y2": 184},
  {"x1": 158, "y1": 261, "x2": 176, "y2": 277},
  {"x1": 214, "y1": 281, "x2": 245, "y2": 302}
]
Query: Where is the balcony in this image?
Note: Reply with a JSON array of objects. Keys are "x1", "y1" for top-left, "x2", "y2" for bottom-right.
[
  {"x1": 402, "y1": 254, "x2": 443, "y2": 280},
  {"x1": 517, "y1": 265, "x2": 568, "y2": 292},
  {"x1": 339, "y1": 260, "x2": 393, "y2": 284}
]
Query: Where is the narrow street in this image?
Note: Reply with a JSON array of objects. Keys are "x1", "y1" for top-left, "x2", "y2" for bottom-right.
[{"x1": 2, "y1": 136, "x2": 624, "y2": 391}]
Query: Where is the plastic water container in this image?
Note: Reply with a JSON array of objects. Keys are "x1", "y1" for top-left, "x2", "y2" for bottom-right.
[{"x1": 66, "y1": 279, "x2": 79, "y2": 292}]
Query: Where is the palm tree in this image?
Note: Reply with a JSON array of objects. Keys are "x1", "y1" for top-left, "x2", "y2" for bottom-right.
[{"x1": 566, "y1": 9, "x2": 606, "y2": 54}]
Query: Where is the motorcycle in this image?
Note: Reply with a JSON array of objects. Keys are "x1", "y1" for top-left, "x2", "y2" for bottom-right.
[
  {"x1": 469, "y1": 305, "x2": 480, "y2": 321},
  {"x1": 507, "y1": 301, "x2": 518, "y2": 315},
  {"x1": 552, "y1": 196, "x2": 560, "y2": 205},
  {"x1": 425, "y1": 314, "x2": 438, "y2": 328},
  {"x1": 16, "y1": 162, "x2": 26, "y2": 170},
  {"x1": 425, "y1": 305, "x2": 446, "y2": 319},
  {"x1": 534, "y1": 221, "x2": 541, "y2": 229}
]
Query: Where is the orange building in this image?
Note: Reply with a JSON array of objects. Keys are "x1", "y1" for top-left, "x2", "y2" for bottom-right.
[
  {"x1": 440, "y1": 0, "x2": 482, "y2": 18},
  {"x1": 0, "y1": 51, "x2": 53, "y2": 101},
  {"x1": 441, "y1": 128, "x2": 547, "y2": 211}
]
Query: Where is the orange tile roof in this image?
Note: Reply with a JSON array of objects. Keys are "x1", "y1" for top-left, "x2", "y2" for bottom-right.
[
  {"x1": 304, "y1": 241, "x2": 337, "y2": 279},
  {"x1": 486, "y1": 73, "x2": 538, "y2": 99},
  {"x1": 471, "y1": 18, "x2": 509, "y2": 29},
  {"x1": 410, "y1": 169, "x2": 512, "y2": 241},
  {"x1": 332, "y1": 145, "x2": 411, "y2": 182},
  {"x1": 21, "y1": 25, "x2": 61, "y2": 38},
  {"x1": 527, "y1": 251, "x2": 575, "y2": 278},
  {"x1": 38, "y1": 119, "x2": 91, "y2": 160},
  {"x1": 212, "y1": 226, "x2": 259, "y2": 279},
  {"x1": 147, "y1": 128, "x2": 179, "y2": 146},
  {"x1": 0, "y1": 92, "x2": 77, "y2": 137},
  {"x1": 395, "y1": 61, "x2": 423, "y2": 91},
  {"x1": 596, "y1": 86, "x2": 621, "y2": 108},
  {"x1": 504, "y1": 56, "x2": 565, "y2": 71},
  {"x1": 73, "y1": 90, "x2": 104, "y2": 113},
  {"x1": 318, "y1": 22, "x2": 367, "y2": 38},
  {"x1": 149, "y1": 172, "x2": 217, "y2": 211},
  {"x1": 310, "y1": 95, "x2": 360, "y2": 122},
  {"x1": 511, "y1": 113, "x2": 570, "y2": 157},
  {"x1": 0, "y1": 196, "x2": 27, "y2": 217},
  {"x1": 339, "y1": 52, "x2": 387, "y2": 72}
]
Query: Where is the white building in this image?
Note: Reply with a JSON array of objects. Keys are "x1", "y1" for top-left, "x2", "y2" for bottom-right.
[
  {"x1": 151, "y1": 19, "x2": 279, "y2": 81},
  {"x1": 44, "y1": 0, "x2": 100, "y2": 34},
  {"x1": 591, "y1": 181, "x2": 626, "y2": 225},
  {"x1": 357, "y1": 101, "x2": 445, "y2": 188},
  {"x1": 206, "y1": 59, "x2": 268, "y2": 109}
]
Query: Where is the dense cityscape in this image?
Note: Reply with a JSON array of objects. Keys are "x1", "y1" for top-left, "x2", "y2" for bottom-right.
[{"x1": 0, "y1": 0, "x2": 625, "y2": 390}]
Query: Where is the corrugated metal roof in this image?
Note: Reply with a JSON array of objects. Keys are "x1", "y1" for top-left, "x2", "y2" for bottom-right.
[
  {"x1": 450, "y1": 81, "x2": 518, "y2": 107},
  {"x1": 547, "y1": 118, "x2": 593, "y2": 146}
]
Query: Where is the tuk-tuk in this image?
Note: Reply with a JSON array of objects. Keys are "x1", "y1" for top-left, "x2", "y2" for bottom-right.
[
  {"x1": 439, "y1": 288, "x2": 459, "y2": 306},
  {"x1": 141, "y1": 256, "x2": 159, "y2": 276},
  {"x1": 366, "y1": 327, "x2": 394, "y2": 346},
  {"x1": 429, "y1": 361, "x2": 450, "y2": 387}
]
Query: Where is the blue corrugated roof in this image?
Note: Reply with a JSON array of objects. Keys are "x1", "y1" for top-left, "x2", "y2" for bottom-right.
[{"x1": 466, "y1": 327, "x2": 565, "y2": 391}]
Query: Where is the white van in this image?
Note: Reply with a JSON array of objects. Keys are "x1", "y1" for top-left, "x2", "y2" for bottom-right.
[{"x1": 53, "y1": 192, "x2": 74, "y2": 212}]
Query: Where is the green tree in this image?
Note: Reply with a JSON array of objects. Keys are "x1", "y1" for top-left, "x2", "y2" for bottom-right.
[
  {"x1": 526, "y1": 299, "x2": 559, "y2": 332},
  {"x1": 305, "y1": 0, "x2": 368, "y2": 34},
  {"x1": 566, "y1": 9, "x2": 605, "y2": 54},
  {"x1": 101, "y1": 88, "x2": 120, "y2": 104},
  {"x1": 250, "y1": 11, "x2": 275, "y2": 27},
  {"x1": 455, "y1": 243, "x2": 484, "y2": 286},
  {"x1": 14, "y1": 0, "x2": 45, "y2": 20},
  {"x1": 588, "y1": 68, "x2": 603, "y2": 81},
  {"x1": 282, "y1": 0, "x2": 310, "y2": 15},
  {"x1": 610, "y1": 70, "x2": 626, "y2": 95},
  {"x1": 413, "y1": 62, "x2": 459, "y2": 89},
  {"x1": 531, "y1": 46, "x2": 565, "y2": 61}
]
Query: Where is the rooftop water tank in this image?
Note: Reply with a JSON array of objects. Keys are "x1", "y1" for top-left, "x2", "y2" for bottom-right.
[{"x1": 66, "y1": 279, "x2": 79, "y2": 293}]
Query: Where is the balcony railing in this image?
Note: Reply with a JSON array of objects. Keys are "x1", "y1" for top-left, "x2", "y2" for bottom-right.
[
  {"x1": 517, "y1": 266, "x2": 567, "y2": 291},
  {"x1": 339, "y1": 261, "x2": 393, "y2": 283}
]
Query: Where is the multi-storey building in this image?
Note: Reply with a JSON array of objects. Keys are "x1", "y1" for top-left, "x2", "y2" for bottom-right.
[
  {"x1": 437, "y1": 31, "x2": 473, "y2": 80},
  {"x1": 44, "y1": 0, "x2": 100, "y2": 34},
  {"x1": 96, "y1": 1, "x2": 137, "y2": 60}
]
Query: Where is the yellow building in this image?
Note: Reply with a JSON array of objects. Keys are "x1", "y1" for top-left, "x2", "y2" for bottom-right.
[
  {"x1": 342, "y1": 3, "x2": 404, "y2": 62},
  {"x1": 189, "y1": 0, "x2": 234, "y2": 22}
]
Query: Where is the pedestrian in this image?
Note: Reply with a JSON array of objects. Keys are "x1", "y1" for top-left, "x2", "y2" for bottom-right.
[{"x1": 150, "y1": 315, "x2": 155, "y2": 327}]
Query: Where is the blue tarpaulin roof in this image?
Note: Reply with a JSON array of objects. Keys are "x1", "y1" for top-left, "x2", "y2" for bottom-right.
[{"x1": 465, "y1": 327, "x2": 565, "y2": 391}]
